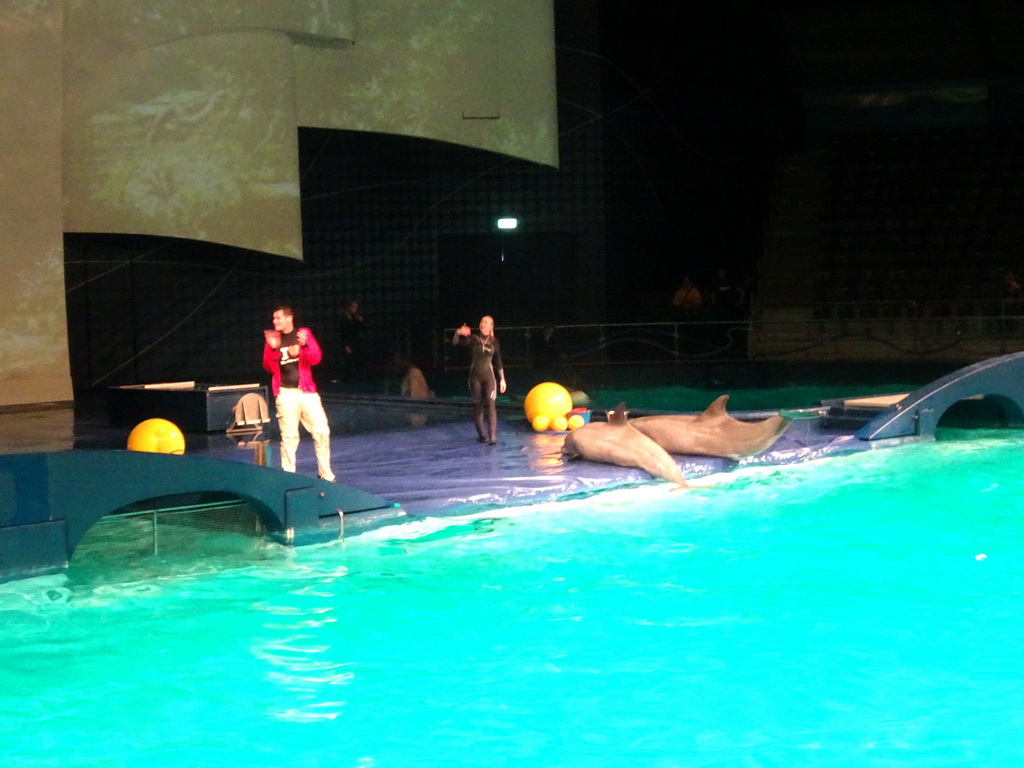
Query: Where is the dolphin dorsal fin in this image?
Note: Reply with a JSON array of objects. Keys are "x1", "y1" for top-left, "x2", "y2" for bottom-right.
[
  {"x1": 697, "y1": 394, "x2": 730, "y2": 420},
  {"x1": 607, "y1": 402, "x2": 629, "y2": 425}
]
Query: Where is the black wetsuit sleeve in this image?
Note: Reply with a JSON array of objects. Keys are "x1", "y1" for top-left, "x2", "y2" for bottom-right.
[{"x1": 492, "y1": 338, "x2": 504, "y2": 380}]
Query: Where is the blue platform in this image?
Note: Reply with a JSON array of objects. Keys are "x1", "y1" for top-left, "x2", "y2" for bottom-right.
[
  {"x1": 857, "y1": 351, "x2": 1024, "y2": 440},
  {"x1": 0, "y1": 449, "x2": 402, "y2": 581},
  {"x1": 3, "y1": 352, "x2": 1024, "y2": 584}
]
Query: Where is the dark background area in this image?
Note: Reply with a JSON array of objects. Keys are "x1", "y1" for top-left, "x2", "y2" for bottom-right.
[
  {"x1": 64, "y1": 1, "x2": 1024, "y2": 389},
  {"x1": 596, "y1": 2, "x2": 796, "y2": 320}
]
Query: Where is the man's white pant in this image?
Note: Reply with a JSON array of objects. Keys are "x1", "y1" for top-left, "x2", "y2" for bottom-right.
[{"x1": 275, "y1": 387, "x2": 335, "y2": 481}]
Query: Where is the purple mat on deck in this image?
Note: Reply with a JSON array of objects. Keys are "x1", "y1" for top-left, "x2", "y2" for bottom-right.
[{"x1": 215, "y1": 412, "x2": 872, "y2": 517}]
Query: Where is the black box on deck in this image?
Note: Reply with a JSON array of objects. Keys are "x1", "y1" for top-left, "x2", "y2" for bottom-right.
[{"x1": 107, "y1": 382, "x2": 269, "y2": 432}]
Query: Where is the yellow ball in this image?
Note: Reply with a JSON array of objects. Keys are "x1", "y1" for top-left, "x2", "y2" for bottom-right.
[
  {"x1": 567, "y1": 414, "x2": 585, "y2": 431},
  {"x1": 524, "y1": 382, "x2": 573, "y2": 423},
  {"x1": 550, "y1": 414, "x2": 569, "y2": 432},
  {"x1": 127, "y1": 418, "x2": 186, "y2": 455},
  {"x1": 531, "y1": 414, "x2": 551, "y2": 432}
]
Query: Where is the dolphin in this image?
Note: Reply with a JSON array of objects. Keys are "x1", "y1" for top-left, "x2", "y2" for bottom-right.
[
  {"x1": 629, "y1": 395, "x2": 790, "y2": 460},
  {"x1": 561, "y1": 403, "x2": 690, "y2": 488}
]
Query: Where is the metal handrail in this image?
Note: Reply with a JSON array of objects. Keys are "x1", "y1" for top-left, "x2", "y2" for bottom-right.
[
  {"x1": 816, "y1": 300, "x2": 918, "y2": 319},
  {"x1": 434, "y1": 319, "x2": 751, "y2": 371},
  {"x1": 432, "y1": 306, "x2": 1024, "y2": 368}
]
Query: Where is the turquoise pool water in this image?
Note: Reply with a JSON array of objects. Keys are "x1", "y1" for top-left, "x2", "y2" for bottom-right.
[{"x1": 2, "y1": 427, "x2": 1024, "y2": 766}]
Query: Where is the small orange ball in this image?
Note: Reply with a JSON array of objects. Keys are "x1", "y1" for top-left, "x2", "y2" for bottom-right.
[
  {"x1": 567, "y1": 414, "x2": 585, "y2": 431},
  {"x1": 550, "y1": 414, "x2": 569, "y2": 432},
  {"x1": 531, "y1": 414, "x2": 551, "y2": 432}
]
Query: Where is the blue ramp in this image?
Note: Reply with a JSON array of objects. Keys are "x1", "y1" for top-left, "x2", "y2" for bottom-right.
[
  {"x1": 0, "y1": 450, "x2": 402, "y2": 583},
  {"x1": 858, "y1": 351, "x2": 1024, "y2": 440}
]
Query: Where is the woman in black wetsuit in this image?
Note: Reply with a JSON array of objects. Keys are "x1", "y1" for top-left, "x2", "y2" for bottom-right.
[{"x1": 452, "y1": 315, "x2": 507, "y2": 444}]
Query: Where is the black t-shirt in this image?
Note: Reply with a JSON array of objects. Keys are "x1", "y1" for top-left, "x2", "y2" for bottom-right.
[{"x1": 278, "y1": 329, "x2": 300, "y2": 388}]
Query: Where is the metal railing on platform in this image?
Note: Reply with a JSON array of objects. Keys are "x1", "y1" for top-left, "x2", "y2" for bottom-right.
[
  {"x1": 431, "y1": 306, "x2": 1024, "y2": 368},
  {"x1": 434, "y1": 320, "x2": 753, "y2": 371},
  {"x1": 753, "y1": 302, "x2": 1024, "y2": 360}
]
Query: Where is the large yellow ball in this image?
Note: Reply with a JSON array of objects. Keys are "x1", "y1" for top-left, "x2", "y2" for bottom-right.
[
  {"x1": 127, "y1": 418, "x2": 186, "y2": 455},
  {"x1": 524, "y1": 382, "x2": 573, "y2": 423},
  {"x1": 550, "y1": 414, "x2": 569, "y2": 432},
  {"x1": 531, "y1": 414, "x2": 551, "y2": 432}
]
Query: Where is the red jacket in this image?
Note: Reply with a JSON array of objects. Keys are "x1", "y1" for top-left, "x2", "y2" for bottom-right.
[{"x1": 262, "y1": 327, "x2": 323, "y2": 396}]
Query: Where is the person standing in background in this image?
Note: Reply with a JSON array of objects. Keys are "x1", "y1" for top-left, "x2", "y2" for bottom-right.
[
  {"x1": 532, "y1": 323, "x2": 562, "y2": 369},
  {"x1": 338, "y1": 299, "x2": 367, "y2": 381}
]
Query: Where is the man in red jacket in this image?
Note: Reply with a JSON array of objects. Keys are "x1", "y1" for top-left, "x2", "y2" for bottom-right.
[{"x1": 262, "y1": 306, "x2": 335, "y2": 481}]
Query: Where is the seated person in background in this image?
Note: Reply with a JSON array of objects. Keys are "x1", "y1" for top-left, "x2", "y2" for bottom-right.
[
  {"x1": 392, "y1": 354, "x2": 433, "y2": 399},
  {"x1": 1002, "y1": 270, "x2": 1023, "y2": 331},
  {"x1": 672, "y1": 276, "x2": 702, "y2": 318},
  {"x1": 1003, "y1": 269, "x2": 1022, "y2": 302},
  {"x1": 710, "y1": 268, "x2": 747, "y2": 319}
]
